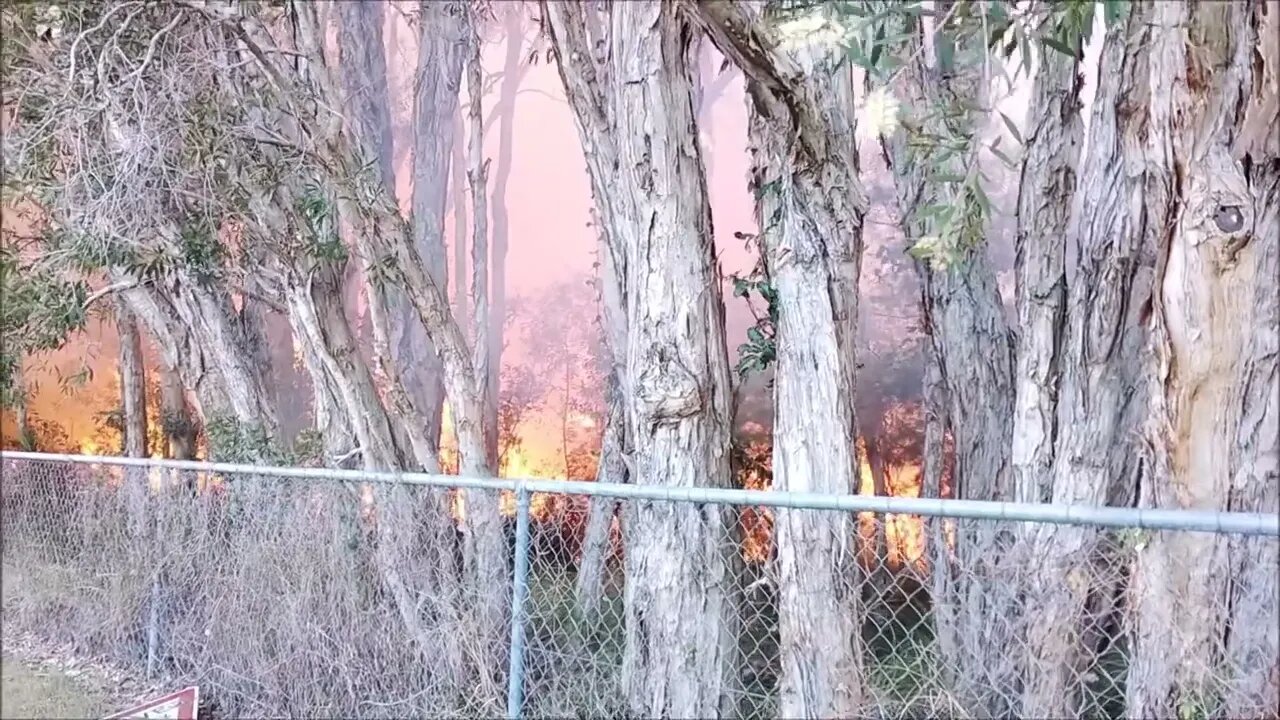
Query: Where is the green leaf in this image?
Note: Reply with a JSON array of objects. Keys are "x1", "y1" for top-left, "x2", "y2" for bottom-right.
[
  {"x1": 999, "y1": 111, "x2": 1023, "y2": 145},
  {"x1": 1040, "y1": 35, "x2": 1076, "y2": 58},
  {"x1": 868, "y1": 22, "x2": 886, "y2": 70},
  {"x1": 1103, "y1": 0, "x2": 1126, "y2": 26},
  {"x1": 747, "y1": 326, "x2": 764, "y2": 343},
  {"x1": 971, "y1": 181, "x2": 993, "y2": 215},
  {"x1": 989, "y1": 143, "x2": 1018, "y2": 169}
]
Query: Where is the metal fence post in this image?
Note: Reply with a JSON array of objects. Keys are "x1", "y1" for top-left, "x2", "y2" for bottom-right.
[{"x1": 506, "y1": 484, "x2": 532, "y2": 720}]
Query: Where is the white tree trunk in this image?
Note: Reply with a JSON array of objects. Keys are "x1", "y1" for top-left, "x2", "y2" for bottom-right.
[
  {"x1": 400, "y1": 0, "x2": 469, "y2": 455},
  {"x1": 1020, "y1": 7, "x2": 1156, "y2": 714},
  {"x1": 452, "y1": 106, "x2": 469, "y2": 345},
  {"x1": 1129, "y1": 3, "x2": 1280, "y2": 716},
  {"x1": 690, "y1": 3, "x2": 871, "y2": 714},
  {"x1": 546, "y1": 3, "x2": 741, "y2": 714}
]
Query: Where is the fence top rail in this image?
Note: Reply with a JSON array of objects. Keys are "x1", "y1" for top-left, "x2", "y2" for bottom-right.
[{"x1": 2, "y1": 451, "x2": 1277, "y2": 536}]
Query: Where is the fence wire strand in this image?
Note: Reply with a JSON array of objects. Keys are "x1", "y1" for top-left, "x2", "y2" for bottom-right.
[{"x1": 1, "y1": 456, "x2": 1276, "y2": 719}]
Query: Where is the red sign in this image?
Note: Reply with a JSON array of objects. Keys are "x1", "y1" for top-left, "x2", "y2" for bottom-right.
[{"x1": 105, "y1": 687, "x2": 199, "y2": 720}]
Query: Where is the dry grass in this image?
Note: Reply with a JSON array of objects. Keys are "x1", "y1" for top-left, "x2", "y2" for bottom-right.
[
  {"x1": 1, "y1": 460, "x2": 515, "y2": 718},
  {"x1": 1, "y1": 656, "x2": 106, "y2": 720}
]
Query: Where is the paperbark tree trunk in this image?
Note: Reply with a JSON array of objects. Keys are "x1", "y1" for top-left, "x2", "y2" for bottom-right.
[
  {"x1": 115, "y1": 295, "x2": 149, "y2": 458},
  {"x1": 1019, "y1": 7, "x2": 1157, "y2": 715},
  {"x1": 400, "y1": 0, "x2": 469, "y2": 456},
  {"x1": 542, "y1": 0, "x2": 630, "y2": 634},
  {"x1": 118, "y1": 273, "x2": 277, "y2": 449},
  {"x1": 1011, "y1": 39, "x2": 1082, "y2": 507},
  {"x1": 1128, "y1": 3, "x2": 1280, "y2": 716},
  {"x1": 452, "y1": 105, "x2": 469, "y2": 344},
  {"x1": 575, "y1": 205, "x2": 630, "y2": 618},
  {"x1": 465, "y1": 15, "x2": 493, "y2": 470},
  {"x1": 546, "y1": 3, "x2": 741, "y2": 715},
  {"x1": 690, "y1": 4, "x2": 870, "y2": 715},
  {"x1": 157, "y1": 364, "x2": 196, "y2": 461},
  {"x1": 338, "y1": 0, "x2": 396, "y2": 192},
  {"x1": 574, "y1": 370, "x2": 626, "y2": 619}
]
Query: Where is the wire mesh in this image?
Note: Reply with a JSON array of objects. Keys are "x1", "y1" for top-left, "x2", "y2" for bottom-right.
[{"x1": 1, "y1": 456, "x2": 1276, "y2": 719}]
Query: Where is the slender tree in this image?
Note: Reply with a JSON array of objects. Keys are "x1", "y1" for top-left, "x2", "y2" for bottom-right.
[{"x1": 546, "y1": 2, "x2": 742, "y2": 714}]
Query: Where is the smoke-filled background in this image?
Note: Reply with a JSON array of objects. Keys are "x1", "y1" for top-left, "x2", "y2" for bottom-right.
[{"x1": 3, "y1": 4, "x2": 1056, "y2": 502}]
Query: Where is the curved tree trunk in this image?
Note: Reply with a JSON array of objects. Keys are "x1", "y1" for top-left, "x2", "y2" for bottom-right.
[
  {"x1": 690, "y1": 3, "x2": 870, "y2": 714},
  {"x1": 574, "y1": 370, "x2": 625, "y2": 619},
  {"x1": 546, "y1": 3, "x2": 741, "y2": 715},
  {"x1": 1128, "y1": 3, "x2": 1280, "y2": 716},
  {"x1": 575, "y1": 204, "x2": 630, "y2": 618}
]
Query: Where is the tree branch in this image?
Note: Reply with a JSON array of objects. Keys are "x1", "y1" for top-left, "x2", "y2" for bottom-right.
[
  {"x1": 681, "y1": 1, "x2": 803, "y2": 128},
  {"x1": 83, "y1": 279, "x2": 139, "y2": 309}
]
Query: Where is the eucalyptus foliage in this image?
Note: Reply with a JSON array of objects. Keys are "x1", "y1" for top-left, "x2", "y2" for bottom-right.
[{"x1": 731, "y1": 0, "x2": 1107, "y2": 378}]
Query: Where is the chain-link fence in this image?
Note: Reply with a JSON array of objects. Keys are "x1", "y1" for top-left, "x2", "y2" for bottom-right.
[{"x1": 1, "y1": 452, "x2": 1276, "y2": 719}]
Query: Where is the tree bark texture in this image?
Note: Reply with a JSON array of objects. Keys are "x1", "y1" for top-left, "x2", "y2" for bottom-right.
[
  {"x1": 546, "y1": 3, "x2": 741, "y2": 715},
  {"x1": 690, "y1": 3, "x2": 870, "y2": 715},
  {"x1": 158, "y1": 364, "x2": 196, "y2": 461},
  {"x1": 452, "y1": 106, "x2": 469, "y2": 348},
  {"x1": 338, "y1": 0, "x2": 396, "y2": 193},
  {"x1": 575, "y1": 211, "x2": 631, "y2": 618},
  {"x1": 466, "y1": 14, "x2": 494, "y2": 470},
  {"x1": 1128, "y1": 3, "x2": 1280, "y2": 717},
  {"x1": 574, "y1": 370, "x2": 626, "y2": 619},
  {"x1": 1020, "y1": 7, "x2": 1157, "y2": 715},
  {"x1": 115, "y1": 295, "x2": 149, "y2": 459},
  {"x1": 1011, "y1": 42, "x2": 1082, "y2": 506}
]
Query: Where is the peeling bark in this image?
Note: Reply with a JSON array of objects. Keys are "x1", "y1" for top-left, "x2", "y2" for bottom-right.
[
  {"x1": 452, "y1": 105, "x2": 469, "y2": 343},
  {"x1": 1012, "y1": 41, "x2": 1082, "y2": 506},
  {"x1": 546, "y1": 3, "x2": 741, "y2": 715},
  {"x1": 115, "y1": 295, "x2": 149, "y2": 458},
  {"x1": 466, "y1": 14, "x2": 493, "y2": 469},
  {"x1": 1020, "y1": 7, "x2": 1156, "y2": 715},
  {"x1": 1129, "y1": 2, "x2": 1280, "y2": 716},
  {"x1": 574, "y1": 370, "x2": 625, "y2": 619},
  {"x1": 690, "y1": 2, "x2": 869, "y2": 714},
  {"x1": 158, "y1": 364, "x2": 196, "y2": 461},
  {"x1": 575, "y1": 205, "x2": 630, "y2": 618}
]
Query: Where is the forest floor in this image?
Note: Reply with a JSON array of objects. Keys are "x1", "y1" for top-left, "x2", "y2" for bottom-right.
[
  {"x1": 1, "y1": 655, "x2": 109, "y2": 719},
  {"x1": 0, "y1": 635, "x2": 164, "y2": 720}
]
